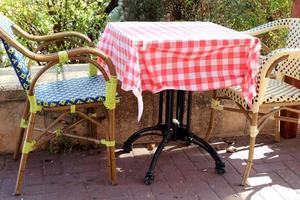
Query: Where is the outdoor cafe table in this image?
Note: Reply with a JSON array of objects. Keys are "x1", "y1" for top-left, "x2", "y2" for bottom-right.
[{"x1": 98, "y1": 21, "x2": 261, "y2": 184}]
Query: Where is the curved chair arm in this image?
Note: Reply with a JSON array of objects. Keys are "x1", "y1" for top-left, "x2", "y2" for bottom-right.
[
  {"x1": 242, "y1": 18, "x2": 298, "y2": 36},
  {"x1": 252, "y1": 47, "x2": 300, "y2": 112},
  {"x1": 27, "y1": 55, "x2": 113, "y2": 96},
  {"x1": 29, "y1": 38, "x2": 89, "y2": 67},
  {"x1": 0, "y1": 27, "x2": 116, "y2": 84},
  {"x1": 34, "y1": 38, "x2": 90, "y2": 54},
  {"x1": 12, "y1": 24, "x2": 94, "y2": 47},
  {"x1": 259, "y1": 47, "x2": 300, "y2": 79}
]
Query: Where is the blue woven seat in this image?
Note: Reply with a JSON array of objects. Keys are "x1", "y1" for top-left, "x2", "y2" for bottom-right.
[{"x1": 35, "y1": 75, "x2": 107, "y2": 107}]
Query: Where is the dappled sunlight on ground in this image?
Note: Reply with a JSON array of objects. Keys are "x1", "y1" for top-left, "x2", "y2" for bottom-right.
[{"x1": 1, "y1": 134, "x2": 300, "y2": 199}]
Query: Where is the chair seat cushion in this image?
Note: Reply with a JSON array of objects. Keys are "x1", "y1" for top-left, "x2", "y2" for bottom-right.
[
  {"x1": 35, "y1": 76, "x2": 108, "y2": 107},
  {"x1": 218, "y1": 79, "x2": 300, "y2": 109}
]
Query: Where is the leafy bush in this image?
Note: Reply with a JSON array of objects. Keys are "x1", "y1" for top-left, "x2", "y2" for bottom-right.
[
  {"x1": 164, "y1": 0, "x2": 291, "y2": 28},
  {"x1": 0, "y1": 0, "x2": 110, "y2": 67},
  {"x1": 123, "y1": 0, "x2": 165, "y2": 21},
  {"x1": 1, "y1": 0, "x2": 109, "y2": 41},
  {"x1": 0, "y1": 0, "x2": 294, "y2": 68},
  {"x1": 124, "y1": 0, "x2": 292, "y2": 49},
  {"x1": 164, "y1": 0, "x2": 292, "y2": 50}
]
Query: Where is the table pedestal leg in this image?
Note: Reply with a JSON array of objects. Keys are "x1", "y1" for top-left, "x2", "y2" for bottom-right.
[
  {"x1": 123, "y1": 125, "x2": 164, "y2": 153},
  {"x1": 144, "y1": 130, "x2": 172, "y2": 184},
  {"x1": 122, "y1": 90, "x2": 225, "y2": 185},
  {"x1": 123, "y1": 93, "x2": 166, "y2": 152},
  {"x1": 186, "y1": 133, "x2": 225, "y2": 174}
]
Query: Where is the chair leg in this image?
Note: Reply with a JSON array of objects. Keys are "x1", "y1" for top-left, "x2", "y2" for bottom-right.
[
  {"x1": 14, "y1": 113, "x2": 36, "y2": 195},
  {"x1": 107, "y1": 109, "x2": 117, "y2": 185},
  {"x1": 87, "y1": 108, "x2": 97, "y2": 139},
  {"x1": 14, "y1": 128, "x2": 26, "y2": 160},
  {"x1": 274, "y1": 111, "x2": 280, "y2": 142},
  {"x1": 13, "y1": 101, "x2": 29, "y2": 160},
  {"x1": 205, "y1": 108, "x2": 216, "y2": 141},
  {"x1": 241, "y1": 113, "x2": 258, "y2": 186},
  {"x1": 205, "y1": 91, "x2": 217, "y2": 141}
]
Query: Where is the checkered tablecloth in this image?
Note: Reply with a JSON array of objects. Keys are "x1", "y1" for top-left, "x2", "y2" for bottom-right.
[{"x1": 98, "y1": 22, "x2": 261, "y2": 120}]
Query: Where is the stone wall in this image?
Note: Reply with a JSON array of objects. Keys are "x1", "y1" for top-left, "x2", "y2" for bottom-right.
[{"x1": 0, "y1": 65, "x2": 275, "y2": 154}]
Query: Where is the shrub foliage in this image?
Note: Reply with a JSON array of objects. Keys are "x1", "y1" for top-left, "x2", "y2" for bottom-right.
[
  {"x1": 0, "y1": 0, "x2": 109, "y2": 67},
  {"x1": 0, "y1": 0, "x2": 293, "y2": 67}
]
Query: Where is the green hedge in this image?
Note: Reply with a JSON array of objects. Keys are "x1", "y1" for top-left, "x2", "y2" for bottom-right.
[
  {"x1": 125, "y1": 0, "x2": 292, "y2": 49},
  {"x1": 0, "y1": 0, "x2": 110, "y2": 67},
  {"x1": 1, "y1": 0, "x2": 109, "y2": 41},
  {"x1": 0, "y1": 0, "x2": 293, "y2": 68},
  {"x1": 164, "y1": 0, "x2": 292, "y2": 49}
]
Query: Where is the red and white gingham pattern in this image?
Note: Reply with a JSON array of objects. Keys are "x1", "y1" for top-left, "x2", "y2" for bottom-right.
[{"x1": 99, "y1": 22, "x2": 260, "y2": 119}]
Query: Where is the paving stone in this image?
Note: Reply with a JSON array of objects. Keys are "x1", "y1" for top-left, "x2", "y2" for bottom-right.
[
  {"x1": 130, "y1": 188, "x2": 156, "y2": 200},
  {"x1": 237, "y1": 189, "x2": 265, "y2": 200},
  {"x1": 87, "y1": 185, "x2": 133, "y2": 200},
  {"x1": 0, "y1": 178, "x2": 16, "y2": 198},
  {"x1": 21, "y1": 192, "x2": 91, "y2": 200},
  {"x1": 160, "y1": 156, "x2": 184, "y2": 176},
  {"x1": 23, "y1": 168, "x2": 44, "y2": 186},
  {"x1": 283, "y1": 160, "x2": 300, "y2": 177},
  {"x1": 63, "y1": 162, "x2": 103, "y2": 174},
  {"x1": 276, "y1": 168, "x2": 300, "y2": 189},
  {"x1": 1, "y1": 134, "x2": 300, "y2": 200},
  {"x1": 267, "y1": 172, "x2": 300, "y2": 200},
  {"x1": 222, "y1": 162, "x2": 246, "y2": 195},
  {"x1": 271, "y1": 146, "x2": 299, "y2": 154},
  {"x1": 154, "y1": 191, "x2": 199, "y2": 200},
  {"x1": 0, "y1": 157, "x2": 5, "y2": 171},
  {"x1": 253, "y1": 162, "x2": 287, "y2": 173},
  {"x1": 80, "y1": 170, "x2": 107, "y2": 187},
  {"x1": 42, "y1": 157, "x2": 64, "y2": 177},
  {"x1": 4, "y1": 159, "x2": 20, "y2": 171},
  {"x1": 43, "y1": 173, "x2": 79, "y2": 185},
  {"x1": 187, "y1": 180, "x2": 221, "y2": 200},
  {"x1": 22, "y1": 181, "x2": 87, "y2": 196},
  {"x1": 150, "y1": 179, "x2": 173, "y2": 195},
  {"x1": 0, "y1": 168, "x2": 18, "y2": 179},
  {"x1": 261, "y1": 153, "x2": 294, "y2": 163},
  {"x1": 183, "y1": 146, "x2": 210, "y2": 162},
  {"x1": 206, "y1": 174, "x2": 242, "y2": 200},
  {"x1": 257, "y1": 186, "x2": 285, "y2": 200},
  {"x1": 171, "y1": 150, "x2": 197, "y2": 171}
]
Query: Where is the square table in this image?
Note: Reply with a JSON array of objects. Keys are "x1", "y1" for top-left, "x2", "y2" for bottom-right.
[
  {"x1": 99, "y1": 21, "x2": 260, "y2": 119},
  {"x1": 98, "y1": 21, "x2": 260, "y2": 184}
]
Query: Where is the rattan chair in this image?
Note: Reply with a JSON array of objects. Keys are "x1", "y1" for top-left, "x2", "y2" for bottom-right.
[
  {"x1": 0, "y1": 13, "x2": 118, "y2": 195},
  {"x1": 205, "y1": 18, "x2": 300, "y2": 186}
]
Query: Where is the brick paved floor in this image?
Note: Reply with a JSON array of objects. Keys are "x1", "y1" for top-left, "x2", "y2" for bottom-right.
[{"x1": 1, "y1": 134, "x2": 300, "y2": 200}]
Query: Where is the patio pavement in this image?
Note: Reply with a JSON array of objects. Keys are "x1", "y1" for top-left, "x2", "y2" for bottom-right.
[{"x1": 1, "y1": 134, "x2": 300, "y2": 200}]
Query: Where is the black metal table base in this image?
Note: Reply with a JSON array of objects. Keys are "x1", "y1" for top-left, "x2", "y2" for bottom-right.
[{"x1": 123, "y1": 91, "x2": 225, "y2": 185}]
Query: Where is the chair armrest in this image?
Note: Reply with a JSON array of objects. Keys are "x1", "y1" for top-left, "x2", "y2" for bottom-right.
[
  {"x1": 27, "y1": 47, "x2": 117, "y2": 95},
  {"x1": 252, "y1": 47, "x2": 300, "y2": 111},
  {"x1": 12, "y1": 24, "x2": 94, "y2": 47},
  {"x1": 33, "y1": 38, "x2": 91, "y2": 57},
  {"x1": 259, "y1": 47, "x2": 300, "y2": 78},
  {"x1": 242, "y1": 18, "x2": 298, "y2": 36},
  {"x1": 0, "y1": 29, "x2": 116, "y2": 94}
]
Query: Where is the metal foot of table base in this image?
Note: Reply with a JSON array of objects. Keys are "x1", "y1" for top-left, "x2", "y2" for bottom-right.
[
  {"x1": 122, "y1": 124, "x2": 165, "y2": 153},
  {"x1": 123, "y1": 126, "x2": 225, "y2": 185},
  {"x1": 123, "y1": 90, "x2": 225, "y2": 185}
]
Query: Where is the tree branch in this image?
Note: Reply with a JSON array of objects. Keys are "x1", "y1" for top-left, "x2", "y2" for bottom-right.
[{"x1": 105, "y1": 0, "x2": 119, "y2": 14}]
